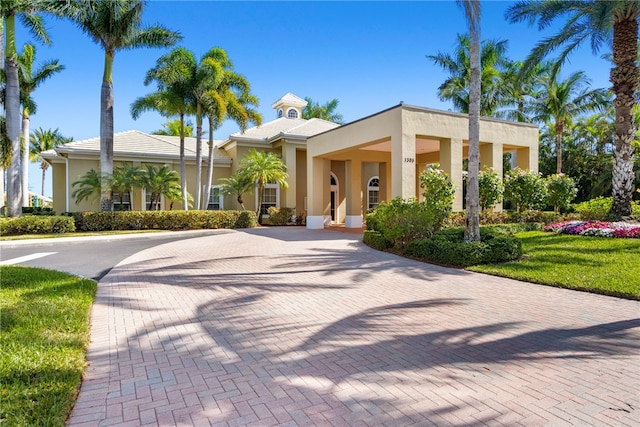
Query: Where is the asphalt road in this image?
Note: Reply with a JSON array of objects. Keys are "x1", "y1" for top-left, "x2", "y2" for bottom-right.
[{"x1": 0, "y1": 229, "x2": 232, "y2": 280}]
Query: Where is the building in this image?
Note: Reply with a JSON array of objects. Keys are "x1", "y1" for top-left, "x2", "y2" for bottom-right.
[{"x1": 41, "y1": 93, "x2": 538, "y2": 229}]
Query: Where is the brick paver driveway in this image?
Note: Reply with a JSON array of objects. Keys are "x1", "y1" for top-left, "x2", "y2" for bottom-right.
[{"x1": 68, "y1": 227, "x2": 639, "y2": 426}]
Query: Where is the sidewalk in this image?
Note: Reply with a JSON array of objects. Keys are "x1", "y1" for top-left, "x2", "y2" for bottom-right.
[{"x1": 67, "y1": 227, "x2": 640, "y2": 426}]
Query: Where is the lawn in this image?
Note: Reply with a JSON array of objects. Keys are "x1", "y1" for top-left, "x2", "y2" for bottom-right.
[
  {"x1": 469, "y1": 231, "x2": 640, "y2": 300},
  {"x1": 0, "y1": 266, "x2": 97, "y2": 426}
]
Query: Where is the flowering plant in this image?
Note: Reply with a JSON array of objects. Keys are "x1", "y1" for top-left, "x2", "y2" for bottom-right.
[{"x1": 544, "y1": 220, "x2": 640, "y2": 239}]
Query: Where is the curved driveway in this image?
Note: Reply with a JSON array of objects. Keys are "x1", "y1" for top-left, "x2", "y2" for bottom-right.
[{"x1": 67, "y1": 227, "x2": 639, "y2": 426}]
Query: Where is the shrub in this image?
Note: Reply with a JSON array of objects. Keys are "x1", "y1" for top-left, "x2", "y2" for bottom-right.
[
  {"x1": 478, "y1": 167, "x2": 504, "y2": 210},
  {"x1": 404, "y1": 226, "x2": 522, "y2": 267},
  {"x1": 0, "y1": 215, "x2": 76, "y2": 236},
  {"x1": 267, "y1": 207, "x2": 295, "y2": 225},
  {"x1": 545, "y1": 174, "x2": 577, "y2": 213},
  {"x1": 573, "y1": 197, "x2": 640, "y2": 221},
  {"x1": 419, "y1": 165, "x2": 455, "y2": 227},
  {"x1": 69, "y1": 210, "x2": 257, "y2": 232},
  {"x1": 365, "y1": 197, "x2": 443, "y2": 248},
  {"x1": 362, "y1": 230, "x2": 392, "y2": 250},
  {"x1": 504, "y1": 168, "x2": 547, "y2": 212}
]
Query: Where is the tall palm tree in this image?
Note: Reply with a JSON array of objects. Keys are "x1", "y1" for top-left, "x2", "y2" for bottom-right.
[
  {"x1": 138, "y1": 164, "x2": 181, "y2": 210},
  {"x1": 132, "y1": 47, "x2": 194, "y2": 210},
  {"x1": 1, "y1": 0, "x2": 52, "y2": 217},
  {"x1": 529, "y1": 69, "x2": 609, "y2": 174},
  {"x1": 17, "y1": 43, "x2": 64, "y2": 207},
  {"x1": 301, "y1": 97, "x2": 345, "y2": 123},
  {"x1": 67, "y1": 0, "x2": 180, "y2": 212},
  {"x1": 506, "y1": 0, "x2": 639, "y2": 216},
  {"x1": 427, "y1": 33, "x2": 508, "y2": 117},
  {"x1": 500, "y1": 59, "x2": 550, "y2": 122},
  {"x1": 458, "y1": 0, "x2": 481, "y2": 242},
  {"x1": 218, "y1": 174, "x2": 254, "y2": 210},
  {"x1": 202, "y1": 58, "x2": 262, "y2": 210},
  {"x1": 237, "y1": 149, "x2": 289, "y2": 223},
  {"x1": 29, "y1": 127, "x2": 70, "y2": 196}
]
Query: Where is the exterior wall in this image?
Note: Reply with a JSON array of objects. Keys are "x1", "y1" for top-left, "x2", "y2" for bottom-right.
[
  {"x1": 51, "y1": 161, "x2": 67, "y2": 213},
  {"x1": 296, "y1": 149, "x2": 307, "y2": 216},
  {"x1": 67, "y1": 158, "x2": 100, "y2": 212}
]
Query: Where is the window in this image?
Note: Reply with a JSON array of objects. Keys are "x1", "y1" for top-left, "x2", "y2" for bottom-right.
[
  {"x1": 143, "y1": 189, "x2": 164, "y2": 211},
  {"x1": 287, "y1": 108, "x2": 298, "y2": 119},
  {"x1": 113, "y1": 192, "x2": 131, "y2": 211},
  {"x1": 257, "y1": 183, "x2": 279, "y2": 215},
  {"x1": 368, "y1": 177, "x2": 380, "y2": 210},
  {"x1": 206, "y1": 186, "x2": 223, "y2": 210},
  {"x1": 277, "y1": 108, "x2": 283, "y2": 118}
]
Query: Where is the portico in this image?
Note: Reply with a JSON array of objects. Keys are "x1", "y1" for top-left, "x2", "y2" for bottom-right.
[{"x1": 305, "y1": 103, "x2": 538, "y2": 229}]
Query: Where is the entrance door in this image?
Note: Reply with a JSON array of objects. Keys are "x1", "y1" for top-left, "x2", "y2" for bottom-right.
[{"x1": 330, "y1": 172, "x2": 338, "y2": 224}]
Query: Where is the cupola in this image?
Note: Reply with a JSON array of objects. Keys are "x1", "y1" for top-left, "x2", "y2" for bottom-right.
[{"x1": 271, "y1": 92, "x2": 307, "y2": 119}]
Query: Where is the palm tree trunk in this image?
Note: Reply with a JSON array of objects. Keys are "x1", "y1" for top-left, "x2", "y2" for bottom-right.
[
  {"x1": 257, "y1": 181, "x2": 264, "y2": 224},
  {"x1": 179, "y1": 113, "x2": 188, "y2": 210},
  {"x1": 41, "y1": 163, "x2": 47, "y2": 197},
  {"x1": 464, "y1": 6, "x2": 481, "y2": 243},
  {"x1": 100, "y1": 52, "x2": 114, "y2": 211},
  {"x1": 203, "y1": 117, "x2": 214, "y2": 210},
  {"x1": 5, "y1": 15, "x2": 22, "y2": 217},
  {"x1": 194, "y1": 104, "x2": 202, "y2": 210},
  {"x1": 556, "y1": 122, "x2": 564, "y2": 174},
  {"x1": 610, "y1": 14, "x2": 638, "y2": 217},
  {"x1": 21, "y1": 111, "x2": 30, "y2": 207}
]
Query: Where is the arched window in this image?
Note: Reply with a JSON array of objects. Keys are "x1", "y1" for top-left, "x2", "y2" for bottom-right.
[
  {"x1": 287, "y1": 108, "x2": 298, "y2": 119},
  {"x1": 368, "y1": 176, "x2": 380, "y2": 210},
  {"x1": 277, "y1": 108, "x2": 283, "y2": 118}
]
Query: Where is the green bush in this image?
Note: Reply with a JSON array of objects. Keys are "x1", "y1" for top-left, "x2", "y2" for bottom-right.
[
  {"x1": 478, "y1": 167, "x2": 504, "y2": 210},
  {"x1": 545, "y1": 174, "x2": 577, "y2": 213},
  {"x1": 266, "y1": 207, "x2": 295, "y2": 225},
  {"x1": 365, "y1": 197, "x2": 444, "y2": 248},
  {"x1": 573, "y1": 197, "x2": 640, "y2": 220},
  {"x1": 504, "y1": 168, "x2": 547, "y2": 212},
  {"x1": 404, "y1": 226, "x2": 522, "y2": 267},
  {"x1": 419, "y1": 165, "x2": 455, "y2": 228},
  {"x1": 68, "y1": 210, "x2": 257, "y2": 232},
  {"x1": 362, "y1": 230, "x2": 392, "y2": 250},
  {"x1": 0, "y1": 215, "x2": 76, "y2": 236},
  {"x1": 21, "y1": 207, "x2": 55, "y2": 216}
]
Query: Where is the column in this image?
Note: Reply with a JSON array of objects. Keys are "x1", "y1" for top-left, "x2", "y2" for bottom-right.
[
  {"x1": 391, "y1": 131, "x2": 416, "y2": 199},
  {"x1": 378, "y1": 162, "x2": 391, "y2": 202},
  {"x1": 345, "y1": 159, "x2": 363, "y2": 228},
  {"x1": 282, "y1": 144, "x2": 297, "y2": 208},
  {"x1": 440, "y1": 138, "x2": 464, "y2": 211},
  {"x1": 306, "y1": 156, "x2": 330, "y2": 229}
]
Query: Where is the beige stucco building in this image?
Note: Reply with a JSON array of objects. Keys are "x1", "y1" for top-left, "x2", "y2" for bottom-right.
[{"x1": 41, "y1": 93, "x2": 538, "y2": 229}]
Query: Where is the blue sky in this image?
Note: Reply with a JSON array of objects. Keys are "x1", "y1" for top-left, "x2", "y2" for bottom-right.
[{"x1": 20, "y1": 0, "x2": 614, "y2": 197}]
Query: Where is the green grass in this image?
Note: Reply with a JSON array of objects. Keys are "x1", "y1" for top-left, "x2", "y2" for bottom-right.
[
  {"x1": 469, "y1": 231, "x2": 640, "y2": 299},
  {"x1": 0, "y1": 266, "x2": 97, "y2": 426}
]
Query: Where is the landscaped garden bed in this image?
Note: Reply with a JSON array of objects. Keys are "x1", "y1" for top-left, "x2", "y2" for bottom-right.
[{"x1": 544, "y1": 220, "x2": 640, "y2": 238}]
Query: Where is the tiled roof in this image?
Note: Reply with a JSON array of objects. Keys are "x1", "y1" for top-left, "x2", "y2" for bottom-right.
[
  {"x1": 42, "y1": 130, "x2": 229, "y2": 161},
  {"x1": 230, "y1": 117, "x2": 340, "y2": 141},
  {"x1": 271, "y1": 92, "x2": 308, "y2": 108}
]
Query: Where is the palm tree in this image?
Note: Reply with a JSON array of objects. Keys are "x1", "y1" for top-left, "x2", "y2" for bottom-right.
[
  {"x1": 72, "y1": 168, "x2": 103, "y2": 205},
  {"x1": 529, "y1": 69, "x2": 610, "y2": 174},
  {"x1": 427, "y1": 33, "x2": 508, "y2": 117},
  {"x1": 133, "y1": 47, "x2": 195, "y2": 210},
  {"x1": 67, "y1": 0, "x2": 180, "y2": 212},
  {"x1": 506, "y1": 0, "x2": 639, "y2": 216},
  {"x1": 138, "y1": 164, "x2": 181, "y2": 210},
  {"x1": 458, "y1": 0, "x2": 481, "y2": 242},
  {"x1": 301, "y1": 97, "x2": 345, "y2": 123},
  {"x1": 202, "y1": 56, "x2": 262, "y2": 210},
  {"x1": 218, "y1": 174, "x2": 254, "y2": 210},
  {"x1": 29, "y1": 127, "x2": 70, "y2": 196},
  {"x1": 2, "y1": 0, "x2": 52, "y2": 217},
  {"x1": 500, "y1": 59, "x2": 550, "y2": 122},
  {"x1": 110, "y1": 164, "x2": 143, "y2": 211},
  {"x1": 17, "y1": 43, "x2": 64, "y2": 207},
  {"x1": 152, "y1": 118, "x2": 194, "y2": 137},
  {"x1": 237, "y1": 149, "x2": 289, "y2": 223}
]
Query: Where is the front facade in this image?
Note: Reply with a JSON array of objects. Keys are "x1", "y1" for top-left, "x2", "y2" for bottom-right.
[{"x1": 42, "y1": 93, "x2": 539, "y2": 229}]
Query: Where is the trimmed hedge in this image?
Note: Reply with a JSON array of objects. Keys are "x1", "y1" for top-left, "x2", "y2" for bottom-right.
[
  {"x1": 444, "y1": 210, "x2": 578, "y2": 228},
  {"x1": 0, "y1": 216, "x2": 76, "y2": 236},
  {"x1": 404, "y1": 226, "x2": 523, "y2": 267},
  {"x1": 362, "y1": 230, "x2": 392, "y2": 250},
  {"x1": 68, "y1": 210, "x2": 257, "y2": 232},
  {"x1": 266, "y1": 207, "x2": 295, "y2": 225}
]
